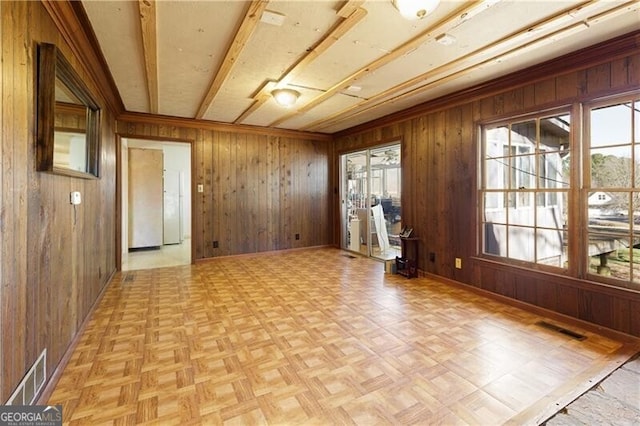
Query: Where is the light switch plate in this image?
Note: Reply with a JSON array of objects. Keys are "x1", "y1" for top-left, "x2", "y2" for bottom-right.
[{"x1": 70, "y1": 191, "x2": 81, "y2": 205}]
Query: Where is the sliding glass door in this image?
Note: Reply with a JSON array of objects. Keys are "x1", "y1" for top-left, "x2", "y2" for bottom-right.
[{"x1": 341, "y1": 144, "x2": 401, "y2": 260}]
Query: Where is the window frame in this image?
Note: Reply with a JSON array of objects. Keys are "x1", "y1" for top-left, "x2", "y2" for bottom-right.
[
  {"x1": 478, "y1": 107, "x2": 572, "y2": 273},
  {"x1": 477, "y1": 92, "x2": 640, "y2": 290},
  {"x1": 583, "y1": 93, "x2": 640, "y2": 290}
]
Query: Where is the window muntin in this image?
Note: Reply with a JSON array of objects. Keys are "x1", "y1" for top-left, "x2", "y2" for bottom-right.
[
  {"x1": 480, "y1": 94, "x2": 640, "y2": 289},
  {"x1": 481, "y1": 112, "x2": 570, "y2": 269},
  {"x1": 586, "y1": 98, "x2": 640, "y2": 286}
]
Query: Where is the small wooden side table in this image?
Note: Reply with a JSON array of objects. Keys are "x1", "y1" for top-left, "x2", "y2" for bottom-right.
[{"x1": 396, "y1": 237, "x2": 419, "y2": 278}]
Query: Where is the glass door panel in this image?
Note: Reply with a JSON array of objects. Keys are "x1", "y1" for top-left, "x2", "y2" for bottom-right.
[
  {"x1": 343, "y1": 151, "x2": 368, "y2": 255},
  {"x1": 341, "y1": 144, "x2": 401, "y2": 260},
  {"x1": 370, "y1": 145, "x2": 402, "y2": 260}
]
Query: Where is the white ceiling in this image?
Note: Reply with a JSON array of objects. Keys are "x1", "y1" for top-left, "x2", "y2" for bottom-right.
[{"x1": 81, "y1": 0, "x2": 640, "y2": 134}]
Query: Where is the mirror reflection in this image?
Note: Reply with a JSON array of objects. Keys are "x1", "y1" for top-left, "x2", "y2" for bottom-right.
[{"x1": 54, "y1": 77, "x2": 88, "y2": 172}]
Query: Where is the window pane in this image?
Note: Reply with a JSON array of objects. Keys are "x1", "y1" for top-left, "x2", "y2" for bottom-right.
[
  {"x1": 590, "y1": 147, "x2": 632, "y2": 188},
  {"x1": 484, "y1": 193, "x2": 504, "y2": 216},
  {"x1": 537, "y1": 192, "x2": 566, "y2": 227},
  {"x1": 588, "y1": 243, "x2": 631, "y2": 281},
  {"x1": 539, "y1": 151, "x2": 569, "y2": 189},
  {"x1": 514, "y1": 154, "x2": 535, "y2": 189},
  {"x1": 511, "y1": 193, "x2": 534, "y2": 226},
  {"x1": 540, "y1": 114, "x2": 570, "y2": 152},
  {"x1": 635, "y1": 145, "x2": 640, "y2": 188},
  {"x1": 591, "y1": 103, "x2": 632, "y2": 147},
  {"x1": 484, "y1": 223, "x2": 506, "y2": 256},
  {"x1": 511, "y1": 120, "x2": 536, "y2": 150},
  {"x1": 633, "y1": 192, "x2": 640, "y2": 236},
  {"x1": 485, "y1": 157, "x2": 508, "y2": 189},
  {"x1": 537, "y1": 228, "x2": 566, "y2": 267},
  {"x1": 635, "y1": 100, "x2": 640, "y2": 143},
  {"x1": 589, "y1": 191, "x2": 629, "y2": 224},
  {"x1": 508, "y1": 226, "x2": 534, "y2": 261},
  {"x1": 485, "y1": 126, "x2": 508, "y2": 159},
  {"x1": 587, "y1": 191, "x2": 630, "y2": 281},
  {"x1": 632, "y1": 258, "x2": 640, "y2": 285}
]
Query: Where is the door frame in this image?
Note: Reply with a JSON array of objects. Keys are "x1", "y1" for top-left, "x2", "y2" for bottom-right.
[{"x1": 115, "y1": 134, "x2": 195, "y2": 271}]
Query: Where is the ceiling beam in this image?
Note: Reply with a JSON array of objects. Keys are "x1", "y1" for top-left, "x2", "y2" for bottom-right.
[
  {"x1": 234, "y1": 5, "x2": 367, "y2": 125},
  {"x1": 305, "y1": 0, "x2": 637, "y2": 132},
  {"x1": 280, "y1": 6, "x2": 367, "y2": 87},
  {"x1": 337, "y1": 0, "x2": 366, "y2": 18},
  {"x1": 268, "y1": 0, "x2": 501, "y2": 128},
  {"x1": 138, "y1": 0, "x2": 158, "y2": 114},
  {"x1": 196, "y1": 0, "x2": 270, "y2": 119}
]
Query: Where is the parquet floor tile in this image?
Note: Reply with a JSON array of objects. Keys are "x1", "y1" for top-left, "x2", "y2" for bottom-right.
[{"x1": 49, "y1": 248, "x2": 637, "y2": 425}]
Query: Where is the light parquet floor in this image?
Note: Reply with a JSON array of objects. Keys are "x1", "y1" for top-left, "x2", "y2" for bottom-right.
[{"x1": 49, "y1": 248, "x2": 638, "y2": 425}]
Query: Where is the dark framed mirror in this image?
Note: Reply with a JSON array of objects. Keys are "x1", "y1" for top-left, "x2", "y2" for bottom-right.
[{"x1": 36, "y1": 42, "x2": 101, "y2": 178}]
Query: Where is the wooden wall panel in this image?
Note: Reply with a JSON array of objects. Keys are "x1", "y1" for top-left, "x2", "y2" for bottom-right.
[
  {"x1": 556, "y1": 284, "x2": 579, "y2": 318},
  {"x1": 555, "y1": 72, "x2": 579, "y2": 101},
  {"x1": 631, "y1": 300, "x2": 640, "y2": 337},
  {"x1": 579, "y1": 290, "x2": 614, "y2": 330},
  {"x1": 192, "y1": 130, "x2": 203, "y2": 259},
  {"x1": 586, "y1": 63, "x2": 612, "y2": 94},
  {"x1": 334, "y1": 31, "x2": 640, "y2": 337},
  {"x1": 1, "y1": 1, "x2": 117, "y2": 402},
  {"x1": 414, "y1": 117, "x2": 430, "y2": 272},
  {"x1": 118, "y1": 121, "x2": 332, "y2": 259},
  {"x1": 1, "y1": 0, "x2": 28, "y2": 401}
]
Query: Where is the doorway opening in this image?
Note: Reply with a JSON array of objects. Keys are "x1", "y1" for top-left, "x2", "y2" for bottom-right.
[
  {"x1": 121, "y1": 138, "x2": 192, "y2": 270},
  {"x1": 341, "y1": 143, "x2": 401, "y2": 261}
]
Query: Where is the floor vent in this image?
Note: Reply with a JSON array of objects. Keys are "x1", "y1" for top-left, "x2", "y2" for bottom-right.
[
  {"x1": 123, "y1": 273, "x2": 135, "y2": 283},
  {"x1": 536, "y1": 321, "x2": 586, "y2": 341},
  {"x1": 342, "y1": 254, "x2": 357, "y2": 259},
  {"x1": 5, "y1": 349, "x2": 47, "y2": 405}
]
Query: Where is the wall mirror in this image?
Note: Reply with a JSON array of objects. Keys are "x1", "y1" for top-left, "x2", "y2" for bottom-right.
[{"x1": 36, "y1": 43, "x2": 101, "y2": 178}]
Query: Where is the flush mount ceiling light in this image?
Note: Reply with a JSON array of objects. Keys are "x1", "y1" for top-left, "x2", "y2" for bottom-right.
[
  {"x1": 392, "y1": 0, "x2": 441, "y2": 20},
  {"x1": 271, "y1": 88, "x2": 300, "y2": 108}
]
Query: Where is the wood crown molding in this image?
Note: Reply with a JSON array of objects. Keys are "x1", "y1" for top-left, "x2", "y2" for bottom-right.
[
  {"x1": 117, "y1": 111, "x2": 333, "y2": 142},
  {"x1": 336, "y1": 29, "x2": 640, "y2": 138},
  {"x1": 41, "y1": 0, "x2": 124, "y2": 115}
]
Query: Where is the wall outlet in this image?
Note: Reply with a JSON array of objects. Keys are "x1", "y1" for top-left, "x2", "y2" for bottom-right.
[
  {"x1": 455, "y1": 258, "x2": 462, "y2": 269},
  {"x1": 213, "y1": 241, "x2": 219, "y2": 248},
  {"x1": 295, "y1": 233, "x2": 300, "y2": 240}
]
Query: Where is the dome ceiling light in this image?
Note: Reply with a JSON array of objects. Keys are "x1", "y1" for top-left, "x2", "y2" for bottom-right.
[
  {"x1": 271, "y1": 88, "x2": 300, "y2": 108},
  {"x1": 391, "y1": 0, "x2": 441, "y2": 20}
]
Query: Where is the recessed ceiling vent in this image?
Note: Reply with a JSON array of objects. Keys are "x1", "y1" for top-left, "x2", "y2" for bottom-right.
[{"x1": 261, "y1": 10, "x2": 286, "y2": 26}]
